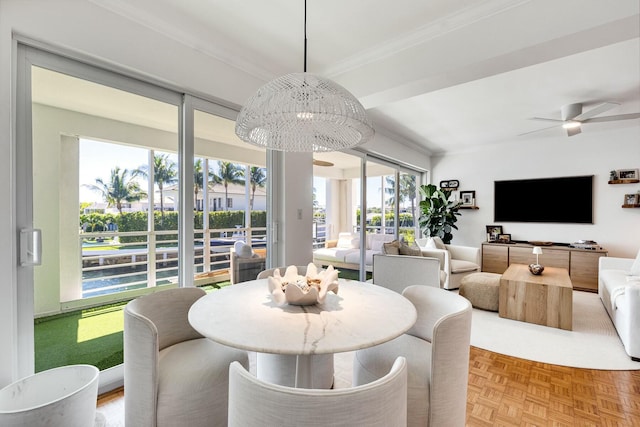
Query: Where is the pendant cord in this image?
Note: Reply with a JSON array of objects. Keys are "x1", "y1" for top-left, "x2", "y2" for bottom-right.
[{"x1": 303, "y1": 0, "x2": 307, "y2": 73}]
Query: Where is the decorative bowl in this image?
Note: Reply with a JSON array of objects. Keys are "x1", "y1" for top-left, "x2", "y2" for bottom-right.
[
  {"x1": 529, "y1": 264, "x2": 545, "y2": 275},
  {"x1": 268, "y1": 263, "x2": 339, "y2": 306}
]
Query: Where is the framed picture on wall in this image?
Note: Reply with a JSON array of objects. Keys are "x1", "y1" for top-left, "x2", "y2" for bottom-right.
[
  {"x1": 617, "y1": 169, "x2": 639, "y2": 182},
  {"x1": 486, "y1": 225, "x2": 503, "y2": 242},
  {"x1": 624, "y1": 194, "x2": 640, "y2": 206},
  {"x1": 460, "y1": 190, "x2": 475, "y2": 207}
]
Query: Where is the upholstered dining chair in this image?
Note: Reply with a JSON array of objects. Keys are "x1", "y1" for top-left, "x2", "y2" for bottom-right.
[
  {"x1": 353, "y1": 286, "x2": 472, "y2": 427},
  {"x1": 228, "y1": 357, "x2": 408, "y2": 427},
  {"x1": 372, "y1": 254, "x2": 443, "y2": 293},
  {"x1": 124, "y1": 287, "x2": 250, "y2": 427},
  {"x1": 256, "y1": 264, "x2": 333, "y2": 389}
]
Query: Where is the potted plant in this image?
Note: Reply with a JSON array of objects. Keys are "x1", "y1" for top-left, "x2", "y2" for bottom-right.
[{"x1": 418, "y1": 184, "x2": 462, "y2": 244}]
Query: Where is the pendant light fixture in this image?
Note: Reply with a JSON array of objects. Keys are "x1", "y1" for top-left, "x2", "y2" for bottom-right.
[{"x1": 235, "y1": 0, "x2": 375, "y2": 152}]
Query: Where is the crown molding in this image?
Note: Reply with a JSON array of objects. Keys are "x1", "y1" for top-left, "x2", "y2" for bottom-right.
[{"x1": 325, "y1": 0, "x2": 532, "y2": 78}]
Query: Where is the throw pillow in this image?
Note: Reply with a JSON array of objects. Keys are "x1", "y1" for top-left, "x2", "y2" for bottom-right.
[
  {"x1": 371, "y1": 239, "x2": 386, "y2": 252},
  {"x1": 431, "y1": 236, "x2": 446, "y2": 250},
  {"x1": 382, "y1": 240, "x2": 401, "y2": 255},
  {"x1": 337, "y1": 234, "x2": 355, "y2": 249},
  {"x1": 631, "y1": 248, "x2": 640, "y2": 276},
  {"x1": 350, "y1": 238, "x2": 361, "y2": 249},
  {"x1": 399, "y1": 243, "x2": 422, "y2": 257}
]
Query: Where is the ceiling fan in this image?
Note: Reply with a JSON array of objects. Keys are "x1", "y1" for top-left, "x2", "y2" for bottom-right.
[{"x1": 520, "y1": 102, "x2": 640, "y2": 137}]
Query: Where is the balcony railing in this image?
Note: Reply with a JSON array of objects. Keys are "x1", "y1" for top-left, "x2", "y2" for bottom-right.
[{"x1": 80, "y1": 226, "x2": 267, "y2": 298}]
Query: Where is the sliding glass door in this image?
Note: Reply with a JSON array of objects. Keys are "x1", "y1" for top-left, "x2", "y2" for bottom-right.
[
  {"x1": 190, "y1": 102, "x2": 267, "y2": 286},
  {"x1": 313, "y1": 151, "x2": 423, "y2": 280},
  {"x1": 16, "y1": 46, "x2": 273, "y2": 386},
  {"x1": 22, "y1": 53, "x2": 182, "y2": 375}
]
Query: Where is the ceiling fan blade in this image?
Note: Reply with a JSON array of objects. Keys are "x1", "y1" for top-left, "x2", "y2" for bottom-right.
[
  {"x1": 573, "y1": 102, "x2": 619, "y2": 121},
  {"x1": 566, "y1": 126, "x2": 582, "y2": 137},
  {"x1": 561, "y1": 103, "x2": 582, "y2": 121},
  {"x1": 518, "y1": 123, "x2": 562, "y2": 136},
  {"x1": 583, "y1": 113, "x2": 640, "y2": 123},
  {"x1": 530, "y1": 117, "x2": 564, "y2": 123}
]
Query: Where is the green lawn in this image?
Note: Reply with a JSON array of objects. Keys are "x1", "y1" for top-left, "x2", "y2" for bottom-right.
[
  {"x1": 34, "y1": 283, "x2": 224, "y2": 372},
  {"x1": 33, "y1": 271, "x2": 368, "y2": 373}
]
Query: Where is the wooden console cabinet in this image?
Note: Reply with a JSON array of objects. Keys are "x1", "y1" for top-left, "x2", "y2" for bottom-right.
[{"x1": 481, "y1": 242, "x2": 607, "y2": 292}]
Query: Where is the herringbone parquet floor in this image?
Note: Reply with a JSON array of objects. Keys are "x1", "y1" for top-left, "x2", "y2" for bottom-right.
[{"x1": 98, "y1": 346, "x2": 640, "y2": 426}]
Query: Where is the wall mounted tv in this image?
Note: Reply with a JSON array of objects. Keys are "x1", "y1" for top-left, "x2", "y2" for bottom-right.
[{"x1": 494, "y1": 175, "x2": 593, "y2": 224}]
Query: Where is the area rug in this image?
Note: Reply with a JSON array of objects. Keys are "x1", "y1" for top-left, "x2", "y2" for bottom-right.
[{"x1": 470, "y1": 290, "x2": 640, "y2": 370}]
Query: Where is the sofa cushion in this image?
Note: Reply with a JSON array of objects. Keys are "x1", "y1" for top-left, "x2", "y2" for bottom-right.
[
  {"x1": 344, "y1": 249, "x2": 376, "y2": 266},
  {"x1": 450, "y1": 259, "x2": 479, "y2": 274},
  {"x1": 600, "y1": 269, "x2": 633, "y2": 310},
  {"x1": 313, "y1": 247, "x2": 357, "y2": 263}
]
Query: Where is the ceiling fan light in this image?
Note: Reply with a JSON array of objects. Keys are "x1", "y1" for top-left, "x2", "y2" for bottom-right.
[{"x1": 562, "y1": 121, "x2": 581, "y2": 129}]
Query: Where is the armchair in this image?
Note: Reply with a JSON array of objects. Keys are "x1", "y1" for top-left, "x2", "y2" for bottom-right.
[
  {"x1": 124, "y1": 287, "x2": 250, "y2": 427},
  {"x1": 230, "y1": 241, "x2": 266, "y2": 284},
  {"x1": 353, "y1": 286, "x2": 472, "y2": 427},
  {"x1": 416, "y1": 238, "x2": 480, "y2": 290}
]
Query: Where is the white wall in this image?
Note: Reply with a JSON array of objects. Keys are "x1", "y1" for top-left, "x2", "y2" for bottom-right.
[{"x1": 431, "y1": 126, "x2": 640, "y2": 258}]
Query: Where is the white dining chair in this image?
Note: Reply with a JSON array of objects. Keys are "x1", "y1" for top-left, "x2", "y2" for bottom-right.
[
  {"x1": 353, "y1": 285, "x2": 472, "y2": 427},
  {"x1": 372, "y1": 253, "x2": 443, "y2": 293},
  {"x1": 124, "y1": 287, "x2": 250, "y2": 427},
  {"x1": 228, "y1": 356, "x2": 408, "y2": 427}
]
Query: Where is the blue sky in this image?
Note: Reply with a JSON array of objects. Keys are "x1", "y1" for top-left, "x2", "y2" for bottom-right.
[{"x1": 80, "y1": 138, "x2": 388, "y2": 208}]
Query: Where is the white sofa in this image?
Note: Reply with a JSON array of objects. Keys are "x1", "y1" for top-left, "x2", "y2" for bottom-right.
[
  {"x1": 416, "y1": 237, "x2": 481, "y2": 290},
  {"x1": 598, "y1": 255, "x2": 640, "y2": 361},
  {"x1": 313, "y1": 232, "x2": 396, "y2": 271}
]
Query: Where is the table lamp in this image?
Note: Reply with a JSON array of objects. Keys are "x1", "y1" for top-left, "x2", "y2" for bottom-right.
[{"x1": 529, "y1": 247, "x2": 544, "y2": 275}]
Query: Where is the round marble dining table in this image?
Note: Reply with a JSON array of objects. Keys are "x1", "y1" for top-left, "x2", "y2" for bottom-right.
[{"x1": 188, "y1": 278, "x2": 417, "y2": 388}]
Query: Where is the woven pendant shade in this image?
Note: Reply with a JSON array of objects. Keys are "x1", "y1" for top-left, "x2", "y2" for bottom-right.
[{"x1": 235, "y1": 72, "x2": 374, "y2": 152}]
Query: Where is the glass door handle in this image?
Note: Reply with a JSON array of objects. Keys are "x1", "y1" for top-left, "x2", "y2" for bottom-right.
[{"x1": 20, "y1": 228, "x2": 42, "y2": 266}]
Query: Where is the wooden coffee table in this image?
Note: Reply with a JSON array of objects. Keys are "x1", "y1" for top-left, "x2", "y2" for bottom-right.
[{"x1": 499, "y1": 263, "x2": 573, "y2": 330}]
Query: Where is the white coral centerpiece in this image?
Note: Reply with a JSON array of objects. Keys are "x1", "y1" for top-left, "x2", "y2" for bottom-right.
[{"x1": 268, "y1": 263, "x2": 339, "y2": 306}]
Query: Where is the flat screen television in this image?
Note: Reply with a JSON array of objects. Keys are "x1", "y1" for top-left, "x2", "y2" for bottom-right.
[{"x1": 494, "y1": 175, "x2": 593, "y2": 224}]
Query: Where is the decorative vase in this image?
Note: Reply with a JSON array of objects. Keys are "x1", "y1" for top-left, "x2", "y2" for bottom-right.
[
  {"x1": 528, "y1": 264, "x2": 544, "y2": 275},
  {"x1": 267, "y1": 263, "x2": 339, "y2": 306}
]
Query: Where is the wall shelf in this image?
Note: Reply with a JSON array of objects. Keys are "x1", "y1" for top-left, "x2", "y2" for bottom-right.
[
  {"x1": 622, "y1": 204, "x2": 640, "y2": 208},
  {"x1": 608, "y1": 179, "x2": 639, "y2": 184},
  {"x1": 459, "y1": 206, "x2": 479, "y2": 210}
]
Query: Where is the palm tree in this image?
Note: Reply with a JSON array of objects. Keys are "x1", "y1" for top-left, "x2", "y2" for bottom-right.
[
  {"x1": 87, "y1": 167, "x2": 146, "y2": 214},
  {"x1": 194, "y1": 159, "x2": 204, "y2": 210},
  {"x1": 249, "y1": 166, "x2": 266, "y2": 210},
  {"x1": 385, "y1": 174, "x2": 417, "y2": 213},
  {"x1": 213, "y1": 161, "x2": 244, "y2": 211},
  {"x1": 136, "y1": 154, "x2": 177, "y2": 218}
]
